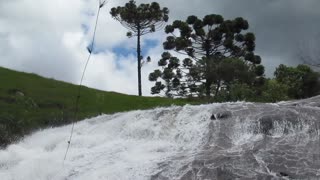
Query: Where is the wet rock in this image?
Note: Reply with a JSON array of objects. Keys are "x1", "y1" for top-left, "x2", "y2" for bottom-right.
[
  {"x1": 191, "y1": 160, "x2": 204, "y2": 169},
  {"x1": 259, "y1": 116, "x2": 274, "y2": 135},
  {"x1": 215, "y1": 166, "x2": 239, "y2": 180},
  {"x1": 210, "y1": 111, "x2": 232, "y2": 120},
  {"x1": 150, "y1": 172, "x2": 169, "y2": 180},
  {"x1": 197, "y1": 167, "x2": 216, "y2": 179},
  {"x1": 180, "y1": 170, "x2": 194, "y2": 180},
  {"x1": 279, "y1": 172, "x2": 289, "y2": 177}
]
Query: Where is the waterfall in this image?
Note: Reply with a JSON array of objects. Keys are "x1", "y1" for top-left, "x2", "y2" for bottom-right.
[{"x1": 1, "y1": 96, "x2": 320, "y2": 179}]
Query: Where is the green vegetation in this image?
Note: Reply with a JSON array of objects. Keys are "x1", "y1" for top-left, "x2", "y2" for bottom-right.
[
  {"x1": 275, "y1": 64, "x2": 320, "y2": 99},
  {"x1": 212, "y1": 64, "x2": 320, "y2": 103},
  {"x1": 149, "y1": 14, "x2": 263, "y2": 98},
  {"x1": 148, "y1": 12, "x2": 320, "y2": 101},
  {"x1": 110, "y1": 0, "x2": 169, "y2": 96},
  {"x1": 0, "y1": 66, "x2": 197, "y2": 147}
]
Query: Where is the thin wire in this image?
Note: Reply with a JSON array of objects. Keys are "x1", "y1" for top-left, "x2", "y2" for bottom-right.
[{"x1": 63, "y1": 0, "x2": 106, "y2": 161}]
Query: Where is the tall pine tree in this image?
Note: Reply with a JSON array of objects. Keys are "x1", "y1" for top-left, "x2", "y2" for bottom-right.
[
  {"x1": 149, "y1": 14, "x2": 263, "y2": 98},
  {"x1": 110, "y1": 0, "x2": 169, "y2": 96}
]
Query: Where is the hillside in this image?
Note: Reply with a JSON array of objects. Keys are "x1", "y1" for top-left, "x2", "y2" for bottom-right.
[{"x1": 0, "y1": 66, "x2": 196, "y2": 147}]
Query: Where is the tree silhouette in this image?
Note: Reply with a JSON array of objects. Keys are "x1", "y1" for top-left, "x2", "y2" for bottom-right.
[
  {"x1": 149, "y1": 14, "x2": 263, "y2": 98},
  {"x1": 110, "y1": 0, "x2": 169, "y2": 96}
]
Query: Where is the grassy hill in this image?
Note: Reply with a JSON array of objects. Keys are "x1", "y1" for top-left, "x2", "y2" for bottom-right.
[{"x1": 0, "y1": 66, "x2": 198, "y2": 147}]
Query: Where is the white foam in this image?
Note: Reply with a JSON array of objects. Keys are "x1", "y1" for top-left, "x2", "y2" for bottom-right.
[
  {"x1": 0, "y1": 101, "x2": 317, "y2": 179},
  {"x1": 0, "y1": 105, "x2": 217, "y2": 180}
]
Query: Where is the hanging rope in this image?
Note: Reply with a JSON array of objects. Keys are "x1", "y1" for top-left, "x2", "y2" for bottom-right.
[{"x1": 63, "y1": 0, "x2": 107, "y2": 161}]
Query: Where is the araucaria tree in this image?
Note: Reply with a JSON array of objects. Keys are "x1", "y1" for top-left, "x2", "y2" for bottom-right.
[
  {"x1": 149, "y1": 14, "x2": 264, "y2": 98},
  {"x1": 110, "y1": 0, "x2": 169, "y2": 96}
]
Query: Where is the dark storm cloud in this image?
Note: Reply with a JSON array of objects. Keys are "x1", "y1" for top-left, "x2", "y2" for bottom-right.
[
  {"x1": 156, "y1": 0, "x2": 320, "y2": 75},
  {"x1": 211, "y1": 0, "x2": 320, "y2": 75}
]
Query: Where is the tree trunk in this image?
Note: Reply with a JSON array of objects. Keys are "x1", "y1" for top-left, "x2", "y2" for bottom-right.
[
  {"x1": 205, "y1": 40, "x2": 211, "y2": 98},
  {"x1": 214, "y1": 79, "x2": 221, "y2": 98},
  {"x1": 205, "y1": 58, "x2": 211, "y2": 98},
  {"x1": 137, "y1": 27, "x2": 142, "y2": 96}
]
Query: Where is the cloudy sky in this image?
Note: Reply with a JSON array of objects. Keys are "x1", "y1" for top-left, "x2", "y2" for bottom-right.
[{"x1": 0, "y1": 0, "x2": 319, "y2": 96}]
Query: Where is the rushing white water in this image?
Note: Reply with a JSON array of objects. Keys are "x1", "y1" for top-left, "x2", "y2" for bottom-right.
[{"x1": 1, "y1": 97, "x2": 320, "y2": 180}]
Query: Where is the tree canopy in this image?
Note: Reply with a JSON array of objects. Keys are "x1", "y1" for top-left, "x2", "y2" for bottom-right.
[
  {"x1": 275, "y1": 64, "x2": 320, "y2": 99},
  {"x1": 110, "y1": 0, "x2": 169, "y2": 96},
  {"x1": 149, "y1": 14, "x2": 263, "y2": 99},
  {"x1": 109, "y1": 4, "x2": 318, "y2": 102}
]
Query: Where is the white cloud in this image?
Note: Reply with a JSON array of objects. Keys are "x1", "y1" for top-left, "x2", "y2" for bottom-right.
[
  {"x1": 1, "y1": 0, "x2": 316, "y2": 97},
  {"x1": 0, "y1": 0, "x2": 177, "y2": 96},
  {"x1": 0, "y1": 0, "x2": 88, "y2": 82}
]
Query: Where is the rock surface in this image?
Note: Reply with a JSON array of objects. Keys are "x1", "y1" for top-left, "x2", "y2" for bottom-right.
[
  {"x1": 1, "y1": 96, "x2": 320, "y2": 180},
  {"x1": 152, "y1": 96, "x2": 320, "y2": 179}
]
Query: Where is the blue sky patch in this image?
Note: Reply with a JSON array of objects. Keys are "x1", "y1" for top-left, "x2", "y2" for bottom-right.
[
  {"x1": 112, "y1": 46, "x2": 133, "y2": 57},
  {"x1": 112, "y1": 39, "x2": 159, "y2": 57}
]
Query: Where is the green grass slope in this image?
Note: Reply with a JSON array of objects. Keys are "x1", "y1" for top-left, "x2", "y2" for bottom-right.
[{"x1": 0, "y1": 66, "x2": 197, "y2": 147}]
